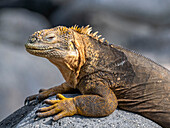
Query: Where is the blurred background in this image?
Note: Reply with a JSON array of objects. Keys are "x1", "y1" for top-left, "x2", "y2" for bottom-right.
[{"x1": 0, "y1": 0, "x2": 170, "y2": 121}]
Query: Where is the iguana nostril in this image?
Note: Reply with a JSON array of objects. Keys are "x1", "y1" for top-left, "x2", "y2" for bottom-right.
[{"x1": 29, "y1": 36, "x2": 37, "y2": 43}]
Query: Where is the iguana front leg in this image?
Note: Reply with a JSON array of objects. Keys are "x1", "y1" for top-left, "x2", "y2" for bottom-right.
[
  {"x1": 36, "y1": 79, "x2": 118, "y2": 120},
  {"x1": 24, "y1": 82, "x2": 78, "y2": 105}
]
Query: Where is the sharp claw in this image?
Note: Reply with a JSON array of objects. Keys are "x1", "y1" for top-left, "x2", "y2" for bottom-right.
[
  {"x1": 24, "y1": 100, "x2": 27, "y2": 106},
  {"x1": 24, "y1": 98, "x2": 30, "y2": 106},
  {"x1": 42, "y1": 101, "x2": 45, "y2": 105},
  {"x1": 36, "y1": 96, "x2": 40, "y2": 103},
  {"x1": 42, "y1": 99, "x2": 48, "y2": 104},
  {"x1": 26, "y1": 101, "x2": 30, "y2": 106},
  {"x1": 34, "y1": 115, "x2": 39, "y2": 121},
  {"x1": 30, "y1": 101, "x2": 38, "y2": 106},
  {"x1": 24, "y1": 94, "x2": 40, "y2": 106},
  {"x1": 24, "y1": 96, "x2": 38, "y2": 106},
  {"x1": 35, "y1": 109, "x2": 39, "y2": 113},
  {"x1": 24, "y1": 99, "x2": 27, "y2": 105},
  {"x1": 36, "y1": 96, "x2": 38, "y2": 100}
]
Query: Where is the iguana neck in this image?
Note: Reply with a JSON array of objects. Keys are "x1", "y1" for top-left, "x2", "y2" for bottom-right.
[{"x1": 48, "y1": 59, "x2": 78, "y2": 88}]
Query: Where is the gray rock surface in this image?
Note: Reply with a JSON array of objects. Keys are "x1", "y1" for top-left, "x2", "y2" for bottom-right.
[
  {"x1": 0, "y1": 94, "x2": 162, "y2": 128},
  {"x1": 0, "y1": 103, "x2": 36, "y2": 128}
]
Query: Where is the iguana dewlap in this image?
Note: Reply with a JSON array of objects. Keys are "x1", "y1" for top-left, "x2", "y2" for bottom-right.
[{"x1": 25, "y1": 25, "x2": 170, "y2": 128}]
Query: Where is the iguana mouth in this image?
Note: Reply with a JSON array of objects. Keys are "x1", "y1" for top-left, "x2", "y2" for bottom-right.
[
  {"x1": 25, "y1": 42, "x2": 66, "y2": 58},
  {"x1": 25, "y1": 43, "x2": 62, "y2": 51}
]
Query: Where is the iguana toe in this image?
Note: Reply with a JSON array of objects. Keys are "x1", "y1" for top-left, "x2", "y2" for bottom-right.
[{"x1": 24, "y1": 94, "x2": 39, "y2": 105}]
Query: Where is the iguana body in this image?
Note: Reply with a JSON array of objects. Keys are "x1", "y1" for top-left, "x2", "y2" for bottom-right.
[{"x1": 25, "y1": 25, "x2": 170, "y2": 128}]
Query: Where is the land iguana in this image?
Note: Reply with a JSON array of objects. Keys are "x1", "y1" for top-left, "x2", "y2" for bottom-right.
[{"x1": 25, "y1": 25, "x2": 170, "y2": 128}]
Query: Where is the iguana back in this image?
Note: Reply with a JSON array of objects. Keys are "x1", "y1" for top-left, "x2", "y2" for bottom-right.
[{"x1": 111, "y1": 45, "x2": 170, "y2": 127}]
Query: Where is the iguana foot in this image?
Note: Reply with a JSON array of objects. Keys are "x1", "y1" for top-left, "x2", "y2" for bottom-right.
[
  {"x1": 24, "y1": 88, "x2": 48, "y2": 105},
  {"x1": 36, "y1": 94, "x2": 77, "y2": 120}
]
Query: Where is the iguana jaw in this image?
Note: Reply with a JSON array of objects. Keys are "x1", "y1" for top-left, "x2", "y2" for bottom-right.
[{"x1": 25, "y1": 42, "x2": 67, "y2": 58}]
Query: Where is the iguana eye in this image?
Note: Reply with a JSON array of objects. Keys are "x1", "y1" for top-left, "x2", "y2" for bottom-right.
[{"x1": 45, "y1": 33, "x2": 56, "y2": 41}]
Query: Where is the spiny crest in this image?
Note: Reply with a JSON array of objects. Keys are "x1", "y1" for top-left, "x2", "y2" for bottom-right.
[
  {"x1": 55, "y1": 26, "x2": 71, "y2": 35},
  {"x1": 56, "y1": 26, "x2": 68, "y2": 31},
  {"x1": 70, "y1": 25, "x2": 108, "y2": 44}
]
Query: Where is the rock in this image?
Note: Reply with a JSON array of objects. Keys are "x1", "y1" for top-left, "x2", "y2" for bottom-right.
[
  {"x1": 0, "y1": 94, "x2": 161, "y2": 128},
  {"x1": 0, "y1": 103, "x2": 36, "y2": 128}
]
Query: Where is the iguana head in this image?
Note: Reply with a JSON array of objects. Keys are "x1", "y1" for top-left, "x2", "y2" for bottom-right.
[{"x1": 25, "y1": 26, "x2": 78, "y2": 59}]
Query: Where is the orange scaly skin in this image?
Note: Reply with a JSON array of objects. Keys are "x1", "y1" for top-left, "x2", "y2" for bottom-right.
[{"x1": 25, "y1": 25, "x2": 170, "y2": 128}]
